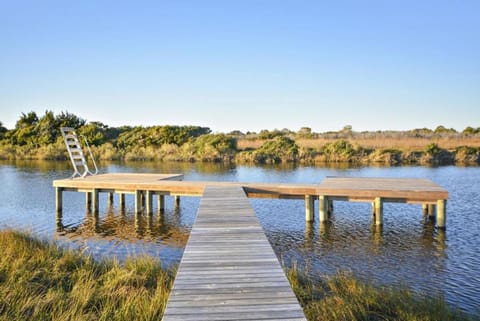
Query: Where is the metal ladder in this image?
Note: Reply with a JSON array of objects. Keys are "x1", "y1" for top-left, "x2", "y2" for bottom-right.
[{"x1": 61, "y1": 127, "x2": 98, "y2": 178}]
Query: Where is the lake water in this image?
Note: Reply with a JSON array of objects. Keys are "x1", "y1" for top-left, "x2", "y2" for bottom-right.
[{"x1": 1, "y1": 160, "x2": 479, "y2": 314}]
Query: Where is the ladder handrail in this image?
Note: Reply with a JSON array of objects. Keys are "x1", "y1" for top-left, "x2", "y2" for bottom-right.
[{"x1": 61, "y1": 127, "x2": 98, "y2": 178}]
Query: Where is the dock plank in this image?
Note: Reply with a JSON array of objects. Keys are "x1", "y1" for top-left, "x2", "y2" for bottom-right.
[{"x1": 162, "y1": 186, "x2": 306, "y2": 321}]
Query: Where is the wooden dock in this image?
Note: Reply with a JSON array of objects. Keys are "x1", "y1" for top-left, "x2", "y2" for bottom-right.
[
  {"x1": 53, "y1": 173, "x2": 449, "y2": 320},
  {"x1": 162, "y1": 186, "x2": 306, "y2": 321},
  {"x1": 53, "y1": 173, "x2": 448, "y2": 228},
  {"x1": 317, "y1": 177, "x2": 449, "y2": 228}
]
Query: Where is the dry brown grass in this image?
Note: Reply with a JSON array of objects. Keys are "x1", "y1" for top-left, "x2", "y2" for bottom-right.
[
  {"x1": 237, "y1": 139, "x2": 266, "y2": 150},
  {"x1": 296, "y1": 136, "x2": 480, "y2": 151}
]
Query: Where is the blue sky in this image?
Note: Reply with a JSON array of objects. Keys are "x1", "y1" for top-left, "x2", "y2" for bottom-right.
[{"x1": 1, "y1": 0, "x2": 479, "y2": 133}]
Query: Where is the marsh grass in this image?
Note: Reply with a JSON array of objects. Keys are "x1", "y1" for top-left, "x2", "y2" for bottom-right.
[
  {"x1": 287, "y1": 267, "x2": 478, "y2": 321},
  {"x1": 0, "y1": 230, "x2": 174, "y2": 321}
]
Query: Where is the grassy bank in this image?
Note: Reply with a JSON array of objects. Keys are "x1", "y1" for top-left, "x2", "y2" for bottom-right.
[
  {"x1": 1, "y1": 230, "x2": 478, "y2": 321},
  {"x1": 287, "y1": 267, "x2": 478, "y2": 321},
  {"x1": 0, "y1": 230, "x2": 175, "y2": 321}
]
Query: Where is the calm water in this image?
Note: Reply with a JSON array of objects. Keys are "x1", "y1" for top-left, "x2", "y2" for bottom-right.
[{"x1": 1, "y1": 160, "x2": 479, "y2": 314}]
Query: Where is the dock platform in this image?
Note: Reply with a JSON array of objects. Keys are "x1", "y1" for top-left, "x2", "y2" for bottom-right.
[
  {"x1": 162, "y1": 186, "x2": 306, "y2": 320},
  {"x1": 53, "y1": 173, "x2": 448, "y2": 228},
  {"x1": 317, "y1": 177, "x2": 448, "y2": 228}
]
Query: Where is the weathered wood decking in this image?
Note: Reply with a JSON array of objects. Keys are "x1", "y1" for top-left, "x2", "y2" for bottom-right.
[{"x1": 162, "y1": 186, "x2": 306, "y2": 321}]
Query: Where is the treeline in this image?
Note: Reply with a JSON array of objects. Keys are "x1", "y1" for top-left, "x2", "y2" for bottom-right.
[{"x1": 0, "y1": 111, "x2": 479, "y2": 165}]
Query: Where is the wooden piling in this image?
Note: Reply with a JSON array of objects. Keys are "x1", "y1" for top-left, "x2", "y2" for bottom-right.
[
  {"x1": 374, "y1": 197, "x2": 383, "y2": 226},
  {"x1": 174, "y1": 195, "x2": 180, "y2": 207},
  {"x1": 319, "y1": 195, "x2": 328, "y2": 222},
  {"x1": 134, "y1": 190, "x2": 142, "y2": 214},
  {"x1": 119, "y1": 193, "x2": 125, "y2": 208},
  {"x1": 328, "y1": 199, "x2": 334, "y2": 217},
  {"x1": 436, "y1": 199, "x2": 447, "y2": 229},
  {"x1": 55, "y1": 187, "x2": 63, "y2": 214},
  {"x1": 146, "y1": 190, "x2": 153, "y2": 215},
  {"x1": 305, "y1": 195, "x2": 314, "y2": 222},
  {"x1": 157, "y1": 194, "x2": 165, "y2": 212},
  {"x1": 422, "y1": 203, "x2": 428, "y2": 216},
  {"x1": 85, "y1": 192, "x2": 92, "y2": 211},
  {"x1": 92, "y1": 189, "x2": 99, "y2": 214},
  {"x1": 108, "y1": 192, "x2": 114, "y2": 206},
  {"x1": 428, "y1": 204, "x2": 436, "y2": 219}
]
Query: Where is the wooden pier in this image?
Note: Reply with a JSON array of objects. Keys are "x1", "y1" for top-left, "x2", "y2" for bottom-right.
[
  {"x1": 162, "y1": 186, "x2": 306, "y2": 320},
  {"x1": 53, "y1": 173, "x2": 449, "y2": 228},
  {"x1": 53, "y1": 173, "x2": 448, "y2": 320},
  {"x1": 317, "y1": 177, "x2": 449, "y2": 228}
]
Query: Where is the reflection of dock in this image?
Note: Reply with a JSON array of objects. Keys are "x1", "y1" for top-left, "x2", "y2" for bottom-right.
[
  {"x1": 162, "y1": 186, "x2": 306, "y2": 320},
  {"x1": 54, "y1": 173, "x2": 449, "y2": 228}
]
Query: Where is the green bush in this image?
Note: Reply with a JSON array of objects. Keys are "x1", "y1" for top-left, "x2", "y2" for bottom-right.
[{"x1": 253, "y1": 136, "x2": 298, "y2": 163}]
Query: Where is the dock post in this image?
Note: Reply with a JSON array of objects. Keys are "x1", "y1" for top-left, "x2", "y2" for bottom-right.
[
  {"x1": 146, "y1": 191, "x2": 153, "y2": 215},
  {"x1": 328, "y1": 199, "x2": 334, "y2": 217},
  {"x1": 174, "y1": 195, "x2": 180, "y2": 207},
  {"x1": 428, "y1": 204, "x2": 436, "y2": 219},
  {"x1": 305, "y1": 195, "x2": 314, "y2": 222},
  {"x1": 158, "y1": 194, "x2": 165, "y2": 212},
  {"x1": 422, "y1": 203, "x2": 428, "y2": 216},
  {"x1": 92, "y1": 189, "x2": 99, "y2": 214},
  {"x1": 55, "y1": 187, "x2": 63, "y2": 214},
  {"x1": 436, "y1": 199, "x2": 447, "y2": 229},
  {"x1": 108, "y1": 192, "x2": 114, "y2": 206},
  {"x1": 374, "y1": 197, "x2": 383, "y2": 225},
  {"x1": 119, "y1": 193, "x2": 125, "y2": 209},
  {"x1": 371, "y1": 201, "x2": 376, "y2": 217},
  {"x1": 319, "y1": 195, "x2": 328, "y2": 222},
  {"x1": 85, "y1": 192, "x2": 92, "y2": 211},
  {"x1": 134, "y1": 190, "x2": 142, "y2": 214}
]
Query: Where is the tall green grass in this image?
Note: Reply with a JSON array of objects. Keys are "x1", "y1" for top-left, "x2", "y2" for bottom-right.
[
  {"x1": 0, "y1": 230, "x2": 174, "y2": 321},
  {"x1": 2, "y1": 230, "x2": 478, "y2": 321},
  {"x1": 287, "y1": 267, "x2": 478, "y2": 321}
]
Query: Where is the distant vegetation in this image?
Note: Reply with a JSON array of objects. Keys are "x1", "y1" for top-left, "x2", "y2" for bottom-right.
[
  {"x1": 1, "y1": 230, "x2": 477, "y2": 321},
  {"x1": 1, "y1": 110, "x2": 479, "y2": 165}
]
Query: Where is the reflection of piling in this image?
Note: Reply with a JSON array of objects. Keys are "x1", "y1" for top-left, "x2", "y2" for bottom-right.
[
  {"x1": 370, "y1": 223, "x2": 383, "y2": 247},
  {"x1": 319, "y1": 221, "x2": 331, "y2": 240},
  {"x1": 305, "y1": 221, "x2": 314, "y2": 240},
  {"x1": 174, "y1": 195, "x2": 180, "y2": 208},
  {"x1": 55, "y1": 210, "x2": 63, "y2": 232}
]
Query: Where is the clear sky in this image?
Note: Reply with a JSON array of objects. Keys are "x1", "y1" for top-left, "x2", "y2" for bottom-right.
[{"x1": 1, "y1": 0, "x2": 479, "y2": 133}]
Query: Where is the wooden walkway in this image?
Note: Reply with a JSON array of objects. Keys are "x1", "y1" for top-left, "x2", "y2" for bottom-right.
[{"x1": 162, "y1": 186, "x2": 306, "y2": 321}]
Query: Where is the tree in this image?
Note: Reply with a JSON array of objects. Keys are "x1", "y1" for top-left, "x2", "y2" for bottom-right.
[
  {"x1": 296, "y1": 127, "x2": 313, "y2": 139},
  {"x1": 35, "y1": 110, "x2": 57, "y2": 145},
  {"x1": 0, "y1": 121, "x2": 7, "y2": 139},
  {"x1": 15, "y1": 111, "x2": 38, "y2": 129},
  {"x1": 462, "y1": 126, "x2": 480, "y2": 135},
  {"x1": 434, "y1": 125, "x2": 457, "y2": 135},
  {"x1": 79, "y1": 121, "x2": 108, "y2": 146},
  {"x1": 55, "y1": 111, "x2": 86, "y2": 129}
]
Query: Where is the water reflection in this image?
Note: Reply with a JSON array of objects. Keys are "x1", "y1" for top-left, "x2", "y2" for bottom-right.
[{"x1": 56, "y1": 204, "x2": 190, "y2": 249}]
